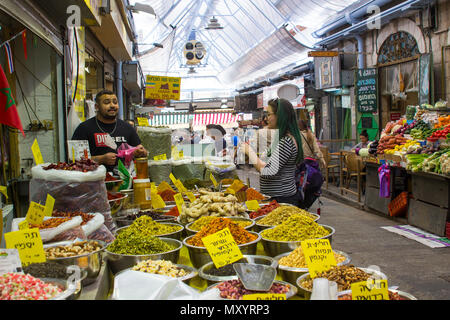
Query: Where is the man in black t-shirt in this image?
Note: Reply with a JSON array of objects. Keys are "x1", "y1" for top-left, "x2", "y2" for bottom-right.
[{"x1": 71, "y1": 90, "x2": 148, "y2": 171}]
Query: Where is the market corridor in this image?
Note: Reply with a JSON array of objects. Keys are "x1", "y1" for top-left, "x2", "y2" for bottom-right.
[{"x1": 309, "y1": 197, "x2": 450, "y2": 300}]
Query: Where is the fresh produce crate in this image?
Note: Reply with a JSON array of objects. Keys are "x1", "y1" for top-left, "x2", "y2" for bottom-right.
[
  {"x1": 388, "y1": 192, "x2": 409, "y2": 217},
  {"x1": 408, "y1": 198, "x2": 449, "y2": 237},
  {"x1": 411, "y1": 172, "x2": 450, "y2": 208},
  {"x1": 364, "y1": 186, "x2": 391, "y2": 215}
]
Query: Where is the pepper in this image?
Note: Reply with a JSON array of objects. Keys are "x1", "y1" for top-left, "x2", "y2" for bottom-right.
[{"x1": 158, "y1": 189, "x2": 176, "y2": 202}]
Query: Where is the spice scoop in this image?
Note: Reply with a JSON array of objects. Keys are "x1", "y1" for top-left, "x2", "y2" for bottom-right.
[{"x1": 233, "y1": 263, "x2": 277, "y2": 292}]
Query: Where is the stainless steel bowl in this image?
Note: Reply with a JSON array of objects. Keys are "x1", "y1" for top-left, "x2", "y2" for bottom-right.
[
  {"x1": 185, "y1": 216, "x2": 256, "y2": 237},
  {"x1": 105, "y1": 177, "x2": 123, "y2": 192},
  {"x1": 274, "y1": 250, "x2": 351, "y2": 296},
  {"x1": 205, "y1": 279, "x2": 297, "y2": 299},
  {"x1": 113, "y1": 222, "x2": 184, "y2": 241},
  {"x1": 114, "y1": 214, "x2": 177, "y2": 228},
  {"x1": 198, "y1": 255, "x2": 277, "y2": 287},
  {"x1": 259, "y1": 224, "x2": 335, "y2": 257},
  {"x1": 336, "y1": 288, "x2": 418, "y2": 300},
  {"x1": 253, "y1": 212, "x2": 320, "y2": 233},
  {"x1": 114, "y1": 263, "x2": 197, "y2": 284},
  {"x1": 183, "y1": 232, "x2": 261, "y2": 269},
  {"x1": 108, "y1": 193, "x2": 128, "y2": 216},
  {"x1": 44, "y1": 240, "x2": 106, "y2": 286},
  {"x1": 105, "y1": 237, "x2": 183, "y2": 275},
  {"x1": 296, "y1": 267, "x2": 389, "y2": 300}
]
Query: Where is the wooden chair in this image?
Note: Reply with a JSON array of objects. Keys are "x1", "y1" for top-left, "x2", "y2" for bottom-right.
[
  {"x1": 340, "y1": 151, "x2": 366, "y2": 202},
  {"x1": 320, "y1": 146, "x2": 339, "y2": 189}
]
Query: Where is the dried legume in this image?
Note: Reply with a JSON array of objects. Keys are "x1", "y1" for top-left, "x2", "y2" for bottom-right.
[
  {"x1": 257, "y1": 206, "x2": 316, "y2": 226},
  {"x1": 132, "y1": 260, "x2": 188, "y2": 278},
  {"x1": 189, "y1": 216, "x2": 251, "y2": 231},
  {"x1": 278, "y1": 247, "x2": 346, "y2": 268},
  {"x1": 127, "y1": 215, "x2": 182, "y2": 236}
]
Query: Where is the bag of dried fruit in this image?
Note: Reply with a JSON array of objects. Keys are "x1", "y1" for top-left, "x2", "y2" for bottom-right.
[{"x1": 29, "y1": 161, "x2": 116, "y2": 232}]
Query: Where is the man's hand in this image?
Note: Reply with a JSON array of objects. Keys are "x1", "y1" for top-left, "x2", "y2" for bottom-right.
[
  {"x1": 101, "y1": 152, "x2": 117, "y2": 166},
  {"x1": 133, "y1": 145, "x2": 148, "y2": 158}
]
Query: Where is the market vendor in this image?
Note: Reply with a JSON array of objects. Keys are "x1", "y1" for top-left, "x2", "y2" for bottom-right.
[
  {"x1": 241, "y1": 98, "x2": 303, "y2": 206},
  {"x1": 71, "y1": 89, "x2": 148, "y2": 171},
  {"x1": 352, "y1": 130, "x2": 371, "y2": 151},
  {"x1": 206, "y1": 124, "x2": 227, "y2": 157}
]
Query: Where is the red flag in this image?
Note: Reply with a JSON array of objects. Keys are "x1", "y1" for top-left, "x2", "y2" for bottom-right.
[
  {"x1": 22, "y1": 30, "x2": 27, "y2": 60},
  {"x1": 0, "y1": 64, "x2": 25, "y2": 137}
]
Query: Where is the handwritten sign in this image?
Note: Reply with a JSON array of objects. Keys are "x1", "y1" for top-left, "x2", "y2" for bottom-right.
[
  {"x1": 0, "y1": 186, "x2": 8, "y2": 199},
  {"x1": 137, "y1": 117, "x2": 149, "y2": 127},
  {"x1": 246, "y1": 200, "x2": 260, "y2": 211},
  {"x1": 18, "y1": 221, "x2": 29, "y2": 230},
  {"x1": 229, "y1": 180, "x2": 245, "y2": 193},
  {"x1": 300, "y1": 239, "x2": 337, "y2": 278},
  {"x1": 154, "y1": 154, "x2": 167, "y2": 161},
  {"x1": 351, "y1": 279, "x2": 389, "y2": 300},
  {"x1": 202, "y1": 227, "x2": 243, "y2": 269},
  {"x1": 210, "y1": 173, "x2": 218, "y2": 188},
  {"x1": 356, "y1": 68, "x2": 377, "y2": 113},
  {"x1": 4, "y1": 228, "x2": 46, "y2": 266},
  {"x1": 242, "y1": 293, "x2": 286, "y2": 300},
  {"x1": 44, "y1": 194, "x2": 55, "y2": 217},
  {"x1": 25, "y1": 202, "x2": 46, "y2": 226},
  {"x1": 151, "y1": 191, "x2": 166, "y2": 209},
  {"x1": 157, "y1": 181, "x2": 174, "y2": 193},
  {"x1": 186, "y1": 192, "x2": 196, "y2": 203},
  {"x1": 174, "y1": 193, "x2": 184, "y2": 214},
  {"x1": 31, "y1": 139, "x2": 44, "y2": 165}
]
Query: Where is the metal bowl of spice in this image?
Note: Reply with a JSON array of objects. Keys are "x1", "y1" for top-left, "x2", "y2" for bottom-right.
[
  {"x1": 114, "y1": 210, "x2": 177, "y2": 228},
  {"x1": 296, "y1": 266, "x2": 388, "y2": 299},
  {"x1": 198, "y1": 255, "x2": 277, "y2": 286},
  {"x1": 254, "y1": 210, "x2": 320, "y2": 233},
  {"x1": 43, "y1": 240, "x2": 106, "y2": 286},
  {"x1": 105, "y1": 237, "x2": 183, "y2": 275},
  {"x1": 337, "y1": 288, "x2": 418, "y2": 300},
  {"x1": 183, "y1": 232, "x2": 261, "y2": 269},
  {"x1": 274, "y1": 249, "x2": 351, "y2": 295},
  {"x1": 114, "y1": 222, "x2": 184, "y2": 241},
  {"x1": 185, "y1": 216, "x2": 255, "y2": 237},
  {"x1": 260, "y1": 224, "x2": 335, "y2": 257}
]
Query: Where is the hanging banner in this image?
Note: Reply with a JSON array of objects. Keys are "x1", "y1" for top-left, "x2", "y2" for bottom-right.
[
  {"x1": 419, "y1": 53, "x2": 430, "y2": 106},
  {"x1": 355, "y1": 68, "x2": 378, "y2": 113},
  {"x1": 145, "y1": 75, "x2": 181, "y2": 100},
  {"x1": 70, "y1": 27, "x2": 86, "y2": 122}
]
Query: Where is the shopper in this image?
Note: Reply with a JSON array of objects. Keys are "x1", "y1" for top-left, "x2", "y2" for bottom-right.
[
  {"x1": 206, "y1": 124, "x2": 227, "y2": 157},
  {"x1": 298, "y1": 120, "x2": 326, "y2": 169},
  {"x1": 241, "y1": 98, "x2": 303, "y2": 206},
  {"x1": 71, "y1": 89, "x2": 148, "y2": 171}
]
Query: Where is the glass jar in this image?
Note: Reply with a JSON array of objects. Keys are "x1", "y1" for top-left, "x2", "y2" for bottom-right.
[
  {"x1": 133, "y1": 178, "x2": 152, "y2": 210},
  {"x1": 135, "y1": 158, "x2": 149, "y2": 179}
]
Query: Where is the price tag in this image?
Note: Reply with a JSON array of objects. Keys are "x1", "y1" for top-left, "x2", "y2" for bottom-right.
[
  {"x1": 137, "y1": 117, "x2": 149, "y2": 127},
  {"x1": 18, "y1": 221, "x2": 29, "y2": 230},
  {"x1": 0, "y1": 186, "x2": 8, "y2": 199},
  {"x1": 151, "y1": 182, "x2": 157, "y2": 192},
  {"x1": 43, "y1": 194, "x2": 55, "y2": 217},
  {"x1": 31, "y1": 138, "x2": 44, "y2": 165},
  {"x1": 151, "y1": 191, "x2": 166, "y2": 209},
  {"x1": 225, "y1": 187, "x2": 235, "y2": 194},
  {"x1": 186, "y1": 192, "x2": 196, "y2": 203},
  {"x1": 179, "y1": 150, "x2": 184, "y2": 159},
  {"x1": 175, "y1": 180, "x2": 187, "y2": 193},
  {"x1": 0, "y1": 249, "x2": 23, "y2": 274},
  {"x1": 154, "y1": 154, "x2": 167, "y2": 161},
  {"x1": 25, "y1": 202, "x2": 46, "y2": 226},
  {"x1": 174, "y1": 193, "x2": 184, "y2": 214},
  {"x1": 4, "y1": 228, "x2": 46, "y2": 266},
  {"x1": 300, "y1": 239, "x2": 337, "y2": 278},
  {"x1": 210, "y1": 173, "x2": 218, "y2": 188},
  {"x1": 229, "y1": 179, "x2": 245, "y2": 193},
  {"x1": 351, "y1": 279, "x2": 389, "y2": 300},
  {"x1": 157, "y1": 181, "x2": 174, "y2": 193},
  {"x1": 202, "y1": 227, "x2": 243, "y2": 269},
  {"x1": 246, "y1": 200, "x2": 260, "y2": 211},
  {"x1": 242, "y1": 293, "x2": 286, "y2": 300}
]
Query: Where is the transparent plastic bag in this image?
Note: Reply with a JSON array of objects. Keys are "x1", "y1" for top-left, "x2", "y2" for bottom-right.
[
  {"x1": 171, "y1": 158, "x2": 194, "y2": 183},
  {"x1": 138, "y1": 127, "x2": 172, "y2": 160},
  {"x1": 30, "y1": 164, "x2": 117, "y2": 232},
  {"x1": 148, "y1": 159, "x2": 172, "y2": 185},
  {"x1": 50, "y1": 226, "x2": 87, "y2": 242},
  {"x1": 87, "y1": 224, "x2": 116, "y2": 243}
]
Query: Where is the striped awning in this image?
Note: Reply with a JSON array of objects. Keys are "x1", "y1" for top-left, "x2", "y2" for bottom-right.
[{"x1": 193, "y1": 113, "x2": 238, "y2": 126}]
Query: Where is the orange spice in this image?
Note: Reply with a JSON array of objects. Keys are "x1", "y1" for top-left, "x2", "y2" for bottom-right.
[
  {"x1": 246, "y1": 188, "x2": 265, "y2": 201},
  {"x1": 187, "y1": 217, "x2": 257, "y2": 247}
]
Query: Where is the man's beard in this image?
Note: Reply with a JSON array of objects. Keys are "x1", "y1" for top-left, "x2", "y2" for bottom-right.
[{"x1": 99, "y1": 109, "x2": 117, "y2": 120}]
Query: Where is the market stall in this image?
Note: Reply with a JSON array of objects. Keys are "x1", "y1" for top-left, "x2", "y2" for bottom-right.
[{"x1": 360, "y1": 101, "x2": 450, "y2": 238}]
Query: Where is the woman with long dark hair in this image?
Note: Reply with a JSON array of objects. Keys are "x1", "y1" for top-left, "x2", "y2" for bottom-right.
[{"x1": 241, "y1": 98, "x2": 303, "y2": 206}]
